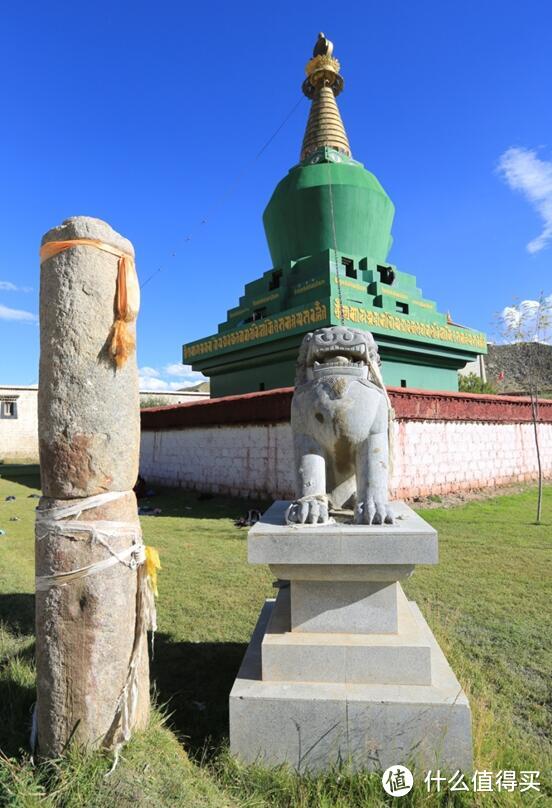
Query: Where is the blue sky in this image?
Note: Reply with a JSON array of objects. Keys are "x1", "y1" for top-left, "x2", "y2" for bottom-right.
[{"x1": 1, "y1": 0, "x2": 551, "y2": 388}]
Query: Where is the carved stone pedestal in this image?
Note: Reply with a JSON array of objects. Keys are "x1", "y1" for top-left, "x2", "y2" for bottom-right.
[{"x1": 229, "y1": 501, "x2": 472, "y2": 773}]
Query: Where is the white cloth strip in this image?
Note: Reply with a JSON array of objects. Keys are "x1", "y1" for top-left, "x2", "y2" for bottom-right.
[
  {"x1": 36, "y1": 519, "x2": 142, "y2": 567},
  {"x1": 36, "y1": 519, "x2": 139, "y2": 538},
  {"x1": 36, "y1": 518, "x2": 133, "y2": 531},
  {"x1": 36, "y1": 490, "x2": 128, "y2": 521},
  {"x1": 35, "y1": 490, "x2": 144, "y2": 589},
  {"x1": 33, "y1": 486, "x2": 154, "y2": 761},
  {"x1": 35, "y1": 543, "x2": 145, "y2": 591}
]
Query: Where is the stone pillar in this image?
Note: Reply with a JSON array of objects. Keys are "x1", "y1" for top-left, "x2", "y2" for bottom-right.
[{"x1": 35, "y1": 216, "x2": 149, "y2": 756}]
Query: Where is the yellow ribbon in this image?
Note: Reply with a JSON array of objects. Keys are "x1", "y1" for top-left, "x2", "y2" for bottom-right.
[
  {"x1": 144, "y1": 546, "x2": 161, "y2": 597},
  {"x1": 40, "y1": 238, "x2": 139, "y2": 368}
]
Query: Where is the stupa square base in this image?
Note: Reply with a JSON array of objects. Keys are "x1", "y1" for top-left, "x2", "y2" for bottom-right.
[{"x1": 230, "y1": 599, "x2": 472, "y2": 773}]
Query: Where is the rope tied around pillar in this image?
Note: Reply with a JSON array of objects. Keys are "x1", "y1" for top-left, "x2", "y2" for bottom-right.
[
  {"x1": 33, "y1": 490, "x2": 159, "y2": 760},
  {"x1": 40, "y1": 239, "x2": 140, "y2": 368}
]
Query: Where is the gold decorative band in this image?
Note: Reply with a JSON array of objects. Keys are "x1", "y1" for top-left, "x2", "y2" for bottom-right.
[
  {"x1": 185, "y1": 301, "x2": 328, "y2": 359},
  {"x1": 334, "y1": 300, "x2": 486, "y2": 349}
]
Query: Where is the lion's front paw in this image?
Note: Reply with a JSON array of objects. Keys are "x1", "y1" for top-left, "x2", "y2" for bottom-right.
[
  {"x1": 355, "y1": 498, "x2": 394, "y2": 525},
  {"x1": 285, "y1": 495, "x2": 329, "y2": 525}
]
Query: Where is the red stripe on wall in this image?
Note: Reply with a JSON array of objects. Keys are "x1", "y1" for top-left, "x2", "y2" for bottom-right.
[{"x1": 141, "y1": 386, "x2": 552, "y2": 429}]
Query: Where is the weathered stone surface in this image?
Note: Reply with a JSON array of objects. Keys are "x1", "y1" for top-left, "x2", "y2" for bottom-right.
[
  {"x1": 287, "y1": 326, "x2": 394, "y2": 525},
  {"x1": 230, "y1": 600, "x2": 472, "y2": 773},
  {"x1": 35, "y1": 492, "x2": 149, "y2": 754},
  {"x1": 39, "y1": 216, "x2": 139, "y2": 498},
  {"x1": 36, "y1": 217, "x2": 148, "y2": 757}
]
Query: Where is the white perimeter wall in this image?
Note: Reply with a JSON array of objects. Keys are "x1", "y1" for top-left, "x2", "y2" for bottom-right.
[
  {"x1": 0, "y1": 387, "x2": 39, "y2": 461},
  {"x1": 0, "y1": 387, "x2": 210, "y2": 464},
  {"x1": 140, "y1": 419, "x2": 552, "y2": 500}
]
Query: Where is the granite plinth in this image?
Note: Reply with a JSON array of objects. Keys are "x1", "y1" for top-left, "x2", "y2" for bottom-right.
[
  {"x1": 262, "y1": 586, "x2": 432, "y2": 685},
  {"x1": 291, "y1": 580, "x2": 400, "y2": 633},
  {"x1": 248, "y1": 501, "x2": 438, "y2": 571},
  {"x1": 230, "y1": 600, "x2": 472, "y2": 773},
  {"x1": 230, "y1": 500, "x2": 472, "y2": 773},
  {"x1": 250, "y1": 500, "x2": 438, "y2": 636}
]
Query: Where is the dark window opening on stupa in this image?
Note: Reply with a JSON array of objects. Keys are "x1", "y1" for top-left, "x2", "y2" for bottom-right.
[
  {"x1": 269, "y1": 270, "x2": 282, "y2": 290},
  {"x1": 400, "y1": 379, "x2": 407, "y2": 388},
  {"x1": 396, "y1": 301, "x2": 409, "y2": 315},
  {"x1": 342, "y1": 257, "x2": 356, "y2": 279},
  {"x1": 377, "y1": 265, "x2": 395, "y2": 285},
  {"x1": 245, "y1": 307, "x2": 267, "y2": 323},
  {"x1": 259, "y1": 382, "x2": 265, "y2": 391}
]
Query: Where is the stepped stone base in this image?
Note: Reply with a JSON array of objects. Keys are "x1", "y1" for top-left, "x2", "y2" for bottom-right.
[
  {"x1": 230, "y1": 599, "x2": 472, "y2": 773},
  {"x1": 229, "y1": 501, "x2": 472, "y2": 773},
  {"x1": 261, "y1": 586, "x2": 432, "y2": 685}
]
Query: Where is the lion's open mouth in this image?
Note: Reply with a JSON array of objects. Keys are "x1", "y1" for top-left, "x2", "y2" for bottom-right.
[{"x1": 311, "y1": 344, "x2": 367, "y2": 377}]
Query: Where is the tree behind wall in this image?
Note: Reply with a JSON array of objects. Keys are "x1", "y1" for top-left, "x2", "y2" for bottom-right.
[
  {"x1": 458, "y1": 373, "x2": 497, "y2": 395},
  {"x1": 498, "y1": 293, "x2": 552, "y2": 524},
  {"x1": 140, "y1": 396, "x2": 175, "y2": 409}
]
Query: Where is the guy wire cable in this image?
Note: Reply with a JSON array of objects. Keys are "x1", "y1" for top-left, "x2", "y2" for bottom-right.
[
  {"x1": 327, "y1": 161, "x2": 345, "y2": 326},
  {"x1": 140, "y1": 95, "x2": 305, "y2": 290}
]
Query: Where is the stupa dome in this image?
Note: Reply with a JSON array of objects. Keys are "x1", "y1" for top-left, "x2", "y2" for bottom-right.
[{"x1": 263, "y1": 34, "x2": 395, "y2": 268}]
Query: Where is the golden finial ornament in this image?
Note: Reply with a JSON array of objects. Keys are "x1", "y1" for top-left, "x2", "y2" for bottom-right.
[
  {"x1": 302, "y1": 32, "x2": 343, "y2": 99},
  {"x1": 300, "y1": 33, "x2": 351, "y2": 161},
  {"x1": 313, "y1": 32, "x2": 334, "y2": 57}
]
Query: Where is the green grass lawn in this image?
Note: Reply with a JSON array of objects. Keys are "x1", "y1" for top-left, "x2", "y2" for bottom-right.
[{"x1": 0, "y1": 464, "x2": 550, "y2": 807}]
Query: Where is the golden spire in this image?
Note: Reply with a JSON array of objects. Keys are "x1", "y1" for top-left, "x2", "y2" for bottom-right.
[{"x1": 300, "y1": 33, "x2": 351, "y2": 162}]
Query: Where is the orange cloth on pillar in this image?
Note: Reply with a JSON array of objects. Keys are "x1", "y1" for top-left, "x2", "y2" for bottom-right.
[{"x1": 40, "y1": 238, "x2": 140, "y2": 368}]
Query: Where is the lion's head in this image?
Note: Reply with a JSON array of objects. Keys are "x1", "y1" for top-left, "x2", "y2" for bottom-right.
[{"x1": 295, "y1": 326, "x2": 381, "y2": 386}]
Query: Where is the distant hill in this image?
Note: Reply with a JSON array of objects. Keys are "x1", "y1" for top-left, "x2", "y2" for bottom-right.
[
  {"x1": 486, "y1": 342, "x2": 552, "y2": 395},
  {"x1": 179, "y1": 381, "x2": 210, "y2": 393}
]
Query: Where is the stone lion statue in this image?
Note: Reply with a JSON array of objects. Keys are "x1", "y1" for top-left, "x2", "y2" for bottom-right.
[{"x1": 286, "y1": 325, "x2": 394, "y2": 526}]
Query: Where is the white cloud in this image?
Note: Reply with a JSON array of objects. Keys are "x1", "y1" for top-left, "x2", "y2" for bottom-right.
[
  {"x1": 139, "y1": 366, "x2": 161, "y2": 379},
  {"x1": 501, "y1": 305, "x2": 521, "y2": 330},
  {"x1": 138, "y1": 375, "x2": 171, "y2": 391},
  {"x1": 138, "y1": 364, "x2": 206, "y2": 392},
  {"x1": 499, "y1": 295, "x2": 552, "y2": 343},
  {"x1": 164, "y1": 362, "x2": 195, "y2": 378},
  {"x1": 497, "y1": 147, "x2": 552, "y2": 253},
  {"x1": 0, "y1": 281, "x2": 32, "y2": 292},
  {"x1": 0, "y1": 303, "x2": 37, "y2": 322}
]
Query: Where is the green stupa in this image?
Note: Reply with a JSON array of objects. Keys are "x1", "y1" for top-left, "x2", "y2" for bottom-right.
[{"x1": 184, "y1": 34, "x2": 486, "y2": 396}]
